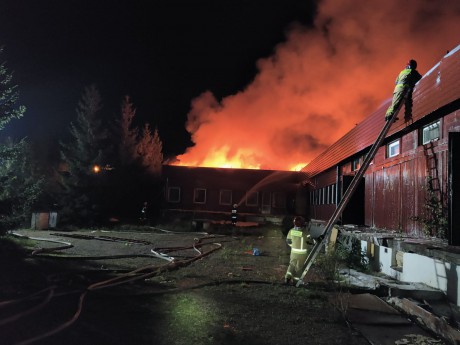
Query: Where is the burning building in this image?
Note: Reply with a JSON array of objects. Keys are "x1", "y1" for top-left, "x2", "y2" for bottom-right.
[
  {"x1": 302, "y1": 45, "x2": 460, "y2": 244},
  {"x1": 161, "y1": 165, "x2": 305, "y2": 225}
]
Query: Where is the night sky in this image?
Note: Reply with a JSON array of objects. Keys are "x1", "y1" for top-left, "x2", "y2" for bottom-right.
[
  {"x1": 1, "y1": 0, "x2": 460, "y2": 170},
  {"x1": 0, "y1": 0, "x2": 316, "y2": 159}
]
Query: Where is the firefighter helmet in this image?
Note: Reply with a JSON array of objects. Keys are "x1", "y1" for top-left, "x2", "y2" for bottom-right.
[
  {"x1": 293, "y1": 216, "x2": 305, "y2": 227},
  {"x1": 408, "y1": 59, "x2": 417, "y2": 69}
]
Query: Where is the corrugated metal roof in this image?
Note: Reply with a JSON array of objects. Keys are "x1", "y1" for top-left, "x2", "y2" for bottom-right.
[{"x1": 302, "y1": 44, "x2": 460, "y2": 178}]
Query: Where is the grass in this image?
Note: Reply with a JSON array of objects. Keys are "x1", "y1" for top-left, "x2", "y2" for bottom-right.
[{"x1": 0, "y1": 236, "x2": 28, "y2": 260}]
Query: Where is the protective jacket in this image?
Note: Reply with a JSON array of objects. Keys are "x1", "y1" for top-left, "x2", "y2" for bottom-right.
[
  {"x1": 386, "y1": 67, "x2": 422, "y2": 118},
  {"x1": 231, "y1": 206, "x2": 238, "y2": 225},
  {"x1": 285, "y1": 225, "x2": 310, "y2": 283},
  {"x1": 393, "y1": 67, "x2": 422, "y2": 92},
  {"x1": 286, "y1": 226, "x2": 309, "y2": 254}
]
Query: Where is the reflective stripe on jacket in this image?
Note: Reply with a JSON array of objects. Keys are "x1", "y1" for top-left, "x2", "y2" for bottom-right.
[{"x1": 286, "y1": 227, "x2": 308, "y2": 254}]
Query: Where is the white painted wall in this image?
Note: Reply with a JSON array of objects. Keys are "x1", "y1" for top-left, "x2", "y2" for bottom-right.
[
  {"x1": 400, "y1": 253, "x2": 447, "y2": 289},
  {"x1": 361, "y1": 239, "x2": 460, "y2": 305},
  {"x1": 373, "y1": 242, "x2": 395, "y2": 277},
  {"x1": 401, "y1": 252, "x2": 460, "y2": 304}
]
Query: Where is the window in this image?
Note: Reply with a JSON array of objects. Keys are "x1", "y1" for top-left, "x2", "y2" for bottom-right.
[
  {"x1": 193, "y1": 188, "x2": 206, "y2": 204},
  {"x1": 387, "y1": 140, "x2": 400, "y2": 158},
  {"x1": 245, "y1": 191, "x2": 258, "y2": 206},
  {"x1": 328, "y1": 185, "x2": 333, "y2": 204},
  {"x1": 219, "y1": 189, "x2": 232, "y2": 205},
  {"x1": 351, "y1": 156, "x2": 362, "y2": 171},
  {"x1": 272, "y1": 192, "x2": 286, "y2": 208},
  {"x1": 167, "y1": 187, "x2": 180, "y2": 203},
  {"x1": 421, "y1": 120, "x2": 440, "y2": 144}
]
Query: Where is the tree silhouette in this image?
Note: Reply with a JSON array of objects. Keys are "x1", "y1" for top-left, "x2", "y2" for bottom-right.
[
  {"x1": 118, "y1": 95, "x2": 139, "y2": 165},
  {"x1": 0, "y1": 47, "x2": 25, "y2": 131},
  {"x1": 110, "y1": 98, "x2": 164, "y2": 222},
  {"x1": 0, "y1": 47, "x2": 42, "y2": 233},
  {"x1": 59, "y1": 85, "x2": 110, "y2": 225},
  {"x1": 136, "y1": 123, "x2": 163, "y2": 176}
]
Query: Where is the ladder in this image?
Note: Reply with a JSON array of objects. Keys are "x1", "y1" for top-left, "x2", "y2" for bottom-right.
[
  {"x1": 422, "y1": 140, "x2": 444, "y2": 237},
  {"x1": 296, "y1": 90, "x2": 409, "y2": 287},
  {"x1": 423, "y1": 141, "x2": 442, "y2": 204}
]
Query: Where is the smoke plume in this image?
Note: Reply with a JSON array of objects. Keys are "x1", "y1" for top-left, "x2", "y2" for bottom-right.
[{"x1": 175, "y1": 0, "x2": 460, "y2": 171}]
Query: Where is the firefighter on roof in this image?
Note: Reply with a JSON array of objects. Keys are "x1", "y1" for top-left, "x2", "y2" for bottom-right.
[
  {"x1": 285, "y1": 216, "x2": 310, "y2": 285},
  {"x1": 385, "y1": 59, "x2": 422, "y2": 121}
]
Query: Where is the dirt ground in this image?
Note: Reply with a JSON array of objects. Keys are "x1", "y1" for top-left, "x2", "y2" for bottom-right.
[{"x1": 0, "y1": 222, "x2": 371, "y2": 345}]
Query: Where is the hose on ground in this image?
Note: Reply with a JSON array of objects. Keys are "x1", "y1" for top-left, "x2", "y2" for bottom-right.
[
  {"x1": 3, "y1": 234, "x2": 223, "y2": 345},
  {"x1": 9, "y1": 232, "x2": 73, "y2": 255},
  {"x1": 0, "y1": 286, "x2": 56, "y2": 326}
]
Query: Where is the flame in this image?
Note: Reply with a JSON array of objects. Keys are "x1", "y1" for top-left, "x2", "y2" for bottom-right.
[
  {"x1": 175, "y1": 0, "x2": 460, "y2": 171},
  {"x1": 175, "y1": 158, "x2": 308, "y2": 171},
  {"x1": 289, "y1": 163, "x2": 309, "y2": 172},
  {"x1": 175, "y1": 146, "x2": 262, "y2": 170}
]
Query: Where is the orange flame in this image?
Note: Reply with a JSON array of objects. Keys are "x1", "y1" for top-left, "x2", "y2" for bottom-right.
[{"x1": 174, "y1": 0, "x2": 460, "y2": 171}]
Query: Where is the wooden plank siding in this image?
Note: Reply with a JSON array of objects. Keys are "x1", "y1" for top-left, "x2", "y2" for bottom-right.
[
  {"x1": 303, "y1": 45, "x2": 460, "y2": 179},
  {"x1": 303, "y1": 44, "x2": 460, "y2": 236},
  {"x1": 309, "y1": 168, "x2": 337, "y2": 221},
  {"x1": 161, "y1": 165, "x2": 303, "y2": 221}
]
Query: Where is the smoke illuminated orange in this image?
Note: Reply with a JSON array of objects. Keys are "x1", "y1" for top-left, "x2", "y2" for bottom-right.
[{"x1": 174, "y1": 0, "x2": 460, "y2": 171}]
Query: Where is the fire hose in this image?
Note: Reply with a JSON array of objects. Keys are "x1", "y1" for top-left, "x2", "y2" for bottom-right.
[
  {"x1": 9, "y1": 232, "x2": 73, "y2": 255},
  {"x1": 2, "y1": 232, "x2": 224, "y2": 345}
]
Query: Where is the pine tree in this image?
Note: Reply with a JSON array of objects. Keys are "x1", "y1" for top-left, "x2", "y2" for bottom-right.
[
  {"x1": 0, "y1": 47, "x2": 42, "y2": 233},
  {"x1": 108, "y1": 95, "x2": 143, "y2": 219},
  {"x1": 59, "y1": 85, "x2": 109, "y2": 225},
  {"x1": 136, "y1": 123, "x2": 163, "y2": 176},
  {"x1": 118, "y1": 95, "x2": 139, "y2": 165},
  {"x1": 0, "y1": 47, "x2": 26, "y2": 131},
  {"x1": 0, "y1": 139, "x2": 44, "y2": 231},
  {"x1": 133, "y1": 124, "x2": 164, "y2": 222}
]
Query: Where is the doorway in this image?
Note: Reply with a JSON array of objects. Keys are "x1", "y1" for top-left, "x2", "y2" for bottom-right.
[{"x1": 341, "y1": 175, "x2": 365, "y2": 225}]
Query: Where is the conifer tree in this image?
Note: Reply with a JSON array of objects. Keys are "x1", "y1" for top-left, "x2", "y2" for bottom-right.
[
  {"x1": 0, "y1": 47, "x2": 25, "y2": 131},
  {"x1": 131, "y1": 123, "x2": 163, "y2": 222},
  {"x1": 0, "y1": 47, "x2": 42, "y2": 233},
  {"x1": 59, "y1": 85, "x2": 109, "y2": 225},
  {"x1": 109, "y1": 95, "x2": 143, "y2": 219},
  {"x1": 136, "y1": 123, "x2": 163, "y2": 176},
  {"x1": 118, "y1": 95, "x2": 139, "y2": 165},
  {"x1": 114, "y1": 109, "x2": 164, "y2": 221},
  {"x1": 0, "y1": 139, "x2": 44, "y2": 231}
]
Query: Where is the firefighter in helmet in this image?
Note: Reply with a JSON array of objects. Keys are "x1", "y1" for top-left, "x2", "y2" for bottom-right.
[
  {"x1": 284, "y1": 216, "x2": 310, "y2": 285},
  {"x1": 385, "y1": 59, "x2": 422, "y2": 121}
]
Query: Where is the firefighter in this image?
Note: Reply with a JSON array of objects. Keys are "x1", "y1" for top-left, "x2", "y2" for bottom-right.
[
  {"x1": 284, "y1": 216, "x2": 310, "y2": 285},
  {"x1": 231, "y1": 203, "x2": 238, "y2": 226},
  {"x1": 140, "y1": 201, "x2": 148, "y2": 222},
  {"x1": 385, "y1": 59, "x2": 422, "y2": 121}
]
